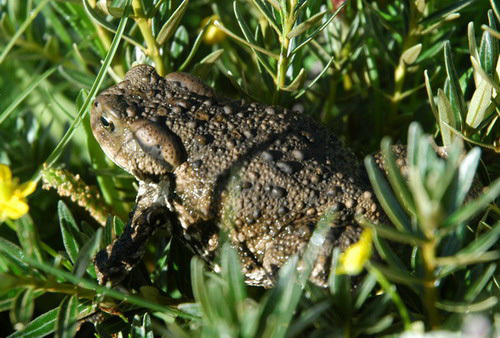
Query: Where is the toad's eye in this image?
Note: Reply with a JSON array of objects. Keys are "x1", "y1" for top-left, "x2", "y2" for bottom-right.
[{"x1": 100, "y1": 115, "x2": 115, "y2": 132}]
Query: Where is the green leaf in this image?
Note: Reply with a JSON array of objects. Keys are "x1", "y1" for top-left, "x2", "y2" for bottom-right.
[
  {"x1": 213, "y1": 21, "x2": 279, "y2": 59},
  {"x1": 178, "y1": 21, "x2": 210, "y2": 71},
  {"x1": 177, "y1": 302, "x2": 202, "y2": 317},
  {"x1": 372, "y1": 236, "x2": 410, "y2": 278},
  {"x1": 381, "y1": 138, "x2": 416, "y2": 215},
  {"x1": 444, "y1": 41, "x2": 466, "y2": 128},
  {"x1": 491, "y1": 0, "x2": 500, "y2": 21},
  {"x1": 233, "y1": 1, "x2": 274, "y2": 77},
  {"x1": 438, "y1": 222, "x2": 500, "y2": 277},
  {"x1": 287, "y1": 10, "x2": 326, "y2": 39},
  {"x1": 9, "y1": 288, "x2": 35, "y2": 327},
  {"x1": 191, "y1": 49, "x2": 224, "y2": 78},
  {"x1": 417, "y1": 39, "x2": 445, "y2": 62},
  {"x1": 479, "y1": 10, "x2": 499, "y2": 77},
  {"x1": 437, "y1": 143, "x2": 465, "y2": 212},
  {"x1": 0, "y1": 66, "x2": 56, "y2": 126},
  {"x1": 420, "y1": 0, "x2": 475, "y2": 24},
  {"x1": 464, "y1": 263, "x2": 497, "y2": 302},
  {"x1": 95, "y1": 0, "x2": 124, "y2": 17},
  {"x1": 436, "y1": 297, "x2": 497, "y2": 313},
  {"x1": 407, "y1": 122, "x2": 424, "y2": 169},
  {"x1": 8, "y1": 308, "x2": 58, "y2": 338},
  {"x1": 455, "y1": 148, "x2": 481, "y2": 207},
  {"x1": 102, "y1": 216, "x2": 114, "y2": 247},
  {"x1": 364, "y1": 157, "x2": 412, "y2": 233},
  {"x1": 82, "y1": 0, "x2": 144, "y2": 50},
  {"x1": 487, "y1": 9, "x2": 499, "y2": 66},
  {"x1": 327, "y1": 248, "x2": 353, "y2": 319},
  {"x1": 72, "y1": 228, "x2": 102, "y2": 278},
  {"x1": 0, "y1": 238, "x2": 32, "y2": 276},
  {"x1": 436, "y1": 250, "x2": 500, "y2": 267},
  {"x1": 359, "y1": 314, "x2": 394, "y2": 335},
  {"x1": 444, "y1": 179, "x2": 500, "y2": 228},
  {"x1": 358, "y1": 218, "x2": 425, "y2": 246},
  {"x1": 131, "y1": 313, "x2": 154, "y2": 338},
  {"x1": 258, "y1": 256, "x2": 303, "y2": 338},
  {"x1": 8, "y1": 303, "x2": 90, "y2": 338},
  {"x1": 282, "y1": 68, "x2": 306, "y2": 92},
  {"x1": 466, "y1": 78, "x2": 494, "y2": 129},
  {"x1": 113, "y1": 216, "x2": 126, "y2": 238},
  {"x1": 354, "y1": 274, "x2": 377, "y2": 310},
  {"x1": 453, "y1": 221, "x2": 500, "y2": 253},
  {"x1": 220, "y1": 244, "x2": 246, "y2": 314},
  {"x1": 424, "y1": 69, "x2": 440, "y2": 128},
  {"x1": 355, "y1": 294, "x2": 392, "y2": 333},
  {"x1": 470, "y1": 55, "x2": 500, "y2": 93},
  {"x1": 369, "y1": 262, "x2": 422, "y2": 287},
  {"x1": 0, "y1": 287, "x2": 21, "y2": 311},
  {"x1": 156, "y1": 0, "x2": 189, "y2": 46},
  {"x1": 249, "y1": 0, "x2": 281, "y2": 35},
  {"x1": 15, "y1": 216, "x2": 43, "y2": 262},
  {"x1": 170, "y1": 25, "x2": 188, "y2": 59},
  {"x1": 55, "y1": 296, "x2": 78, "y2": 338},
  {"x1": 58, "y1": 201, "x2": 81, "y2": 265},
  {"x1": 191, "y1": 257, "x2": 216, "y2": 321},
  {"x1": 80, "y1": 222, "x2": 95, "y2": 241},
  {"x1": 436, "y1": 89, "x2": 456, "y2": 147},
  {"x1": 294, "y1": 57, "x2": 333, "y2": 99},
  {"x1": 300, "y1": 210, "x2": 334, "y2": 283},
  {"x1": 468, "y1": 23, "x2": 482, "y2": 87},
  {"x1": 290, "y1": 2, "x2": 346, "y2": 56},
  {"x1": 363, "y1": 7, "x2": 397, "y2": 65},
  {"x1": 42, "y1": 4, "x2": 72, "y2": 45},
  {"x1": 286, "y1": 301, "x2": 330, "y2": 337},
  {"x1": 57, "y1": 66, "x2": 95, "y2": 89},
  {"x1": 401, "y1": 43, "x2": 422, "y2": 65}
]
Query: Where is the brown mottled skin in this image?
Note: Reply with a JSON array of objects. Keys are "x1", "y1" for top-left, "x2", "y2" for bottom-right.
[{"x1": 91, "y1": 65, "x2": 389, "y2": 287}]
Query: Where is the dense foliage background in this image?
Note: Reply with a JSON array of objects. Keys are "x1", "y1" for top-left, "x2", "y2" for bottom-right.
[{"x1": 0, "y1": 0, "x2": 498, "y2": 336}]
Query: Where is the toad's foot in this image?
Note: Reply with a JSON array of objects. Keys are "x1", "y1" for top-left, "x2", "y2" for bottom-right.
[{"x1": 95, "y1": 205, "x2": 171, "y2": 285}]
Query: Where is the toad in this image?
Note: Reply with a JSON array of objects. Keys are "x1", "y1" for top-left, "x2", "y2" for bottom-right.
[{"x1": 91, "y1": 64, "x2": 387, "y2": 287}]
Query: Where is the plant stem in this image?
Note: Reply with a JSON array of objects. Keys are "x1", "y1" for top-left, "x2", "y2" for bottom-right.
[
  {"x1": 277, "y1": 37, "x2": 290, "y2": 90},
  {"x1": 24, "y1": 256, "x2": 194, "y2": 318},
  {"x1": 88, "y1": 0, "x2": 125, "y2": 77},
  {"x1": 421, "y1": 240, "x2": 440, "y2": 329},
  {"x1": 88, "y1": 0, "x2": 112, "y2": 50},
  {"x1": 132, "y1": 0, "x2": 166, "y2": 75},
  {"x1": 367, "y1": 262, "x2": 412, "y2": 330},
  {"x1": 275, "y1": 2, "x2": 297, "y2": 103},
  {"x1": 18, "y1": 276, "x2": 96, "y2": 299},
  {"x1": 388, "y1": 1, "x2": 424, "y2": 128}
]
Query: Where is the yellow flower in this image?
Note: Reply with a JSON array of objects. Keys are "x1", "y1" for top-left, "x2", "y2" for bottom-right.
[
  {"x1": 201, "y1": 16, "x2": 226, "y2": 45},
  {"x1": 0, "y1": 164, "x2": 37, "y2": 221},
  {"x1": 336, "y1": 228, "x2": 373, "y2": 275}
]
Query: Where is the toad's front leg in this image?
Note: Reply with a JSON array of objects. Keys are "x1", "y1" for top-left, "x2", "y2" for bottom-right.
[{"x1": 94, "y1": 201, "x2": 172, "y2": 285}]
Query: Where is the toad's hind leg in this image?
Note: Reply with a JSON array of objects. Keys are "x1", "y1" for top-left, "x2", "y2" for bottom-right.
[{"x1": 94, "y1": 204, "x2": 172, "y2": 285}]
